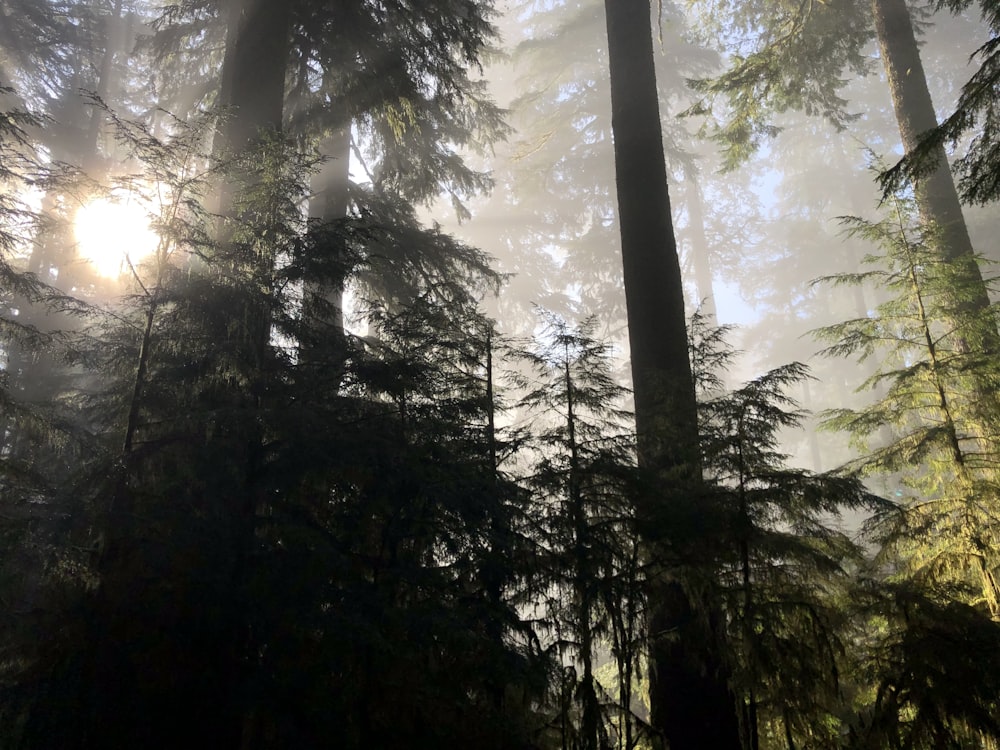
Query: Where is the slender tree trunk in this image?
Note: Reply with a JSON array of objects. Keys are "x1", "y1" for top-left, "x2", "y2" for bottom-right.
[
  {"x1": 83, "y1": 0, "x2": 124, "y2": 173},
  {"x1": 565, "y1": 357, "x2": 600, "y2": 750},
  {"x1": 801, "y1": 379, "x2": 825, "y2": 471},
  {"x1": 483, "y1": 326, "x2": 514, "y2": 750},
  {"x1": 737, "y1": 435, "x2": 760, "y2": 750},
  {"x1": 683, "y1": 169, "x2": 717, "y2": 320},
  {"x1": 602, "y1": 2, "x2": 741, "y2": 748}
]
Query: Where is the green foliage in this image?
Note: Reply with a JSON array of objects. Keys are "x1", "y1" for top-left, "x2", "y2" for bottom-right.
[
  {"x1": 881, "y1": 0, "x2": 1000, "y2": 204},
  {"x1": 691, "y1": 314, "x2": 881, "y2": 748},
  {"x1": 846, "y1": 580, "x2": 1000, "y2": 749},
  {"x1": 244, "y1": 298, "x2": 541, "y2": 749},
  {"x1": 684, "y1": 0, "x2": 871, "y2": 169},
  {"x1": 521, "y1": 312, "x2": 645, "y2": 750},
  {"x1": 814, "y1": 189, "x2": 1000, "y2": 616},
  {"x1": 151, "y1": 0, "x2": 507, "y2": 213},
  {"x1": 813, "y1": 187, "x2": 1000, "y2": 748}
]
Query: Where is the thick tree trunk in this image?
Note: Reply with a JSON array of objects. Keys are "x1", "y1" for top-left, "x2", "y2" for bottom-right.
[
  {"x1": 213, "y1": 2, "x2": 294, "y2": 746},
  {"x1": 217, "y1": 0, "x2": 291, "y2": 157},
  {"x1": 86, "y1": 3, "x2": 293, "y2": 747},
  {"x1": 603, "y1": 2, "x2": 741, "y2": 748},
  {"x1": 214, "y1": 0, "x2": 292, "y2": 357},
  {"x1": 604, "y1": 0, "x2": 695, "y2": 451},
  {"x1": 301, "y1": 108, "x2": 351, "y2": 364}
]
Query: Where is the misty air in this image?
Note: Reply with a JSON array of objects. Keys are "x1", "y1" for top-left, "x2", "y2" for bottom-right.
[{"x1": 1, "y1": 0, "x2": 998, "y2": 748}]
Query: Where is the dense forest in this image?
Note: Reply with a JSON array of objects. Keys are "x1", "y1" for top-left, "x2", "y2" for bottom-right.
[{"x1": 1, "y1": 0, "x2": 999, "y2": 747}]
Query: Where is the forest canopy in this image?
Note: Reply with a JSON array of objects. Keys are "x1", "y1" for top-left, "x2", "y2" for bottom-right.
[{"x1": 1, "y1": 0, "x2": 999, "y2": 748}]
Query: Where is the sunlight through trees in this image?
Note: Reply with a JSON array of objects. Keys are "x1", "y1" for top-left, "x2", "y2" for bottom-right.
[{"x1": 2, "y1": 1, "x2": 1000, "y2": 748}]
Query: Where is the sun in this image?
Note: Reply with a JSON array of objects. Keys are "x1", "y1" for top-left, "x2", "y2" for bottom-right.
[{"x1": 74, "y1": 195, "x2": 159, "y2": 278}]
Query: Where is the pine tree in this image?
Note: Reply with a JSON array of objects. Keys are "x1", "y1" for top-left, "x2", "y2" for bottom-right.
[
  {"x1": 603, "y1": 2, "x2": 741, "y2": 746},
  {"x1": 521, "y1": 312, "x2": 641, "y2": 750},
  {"x1": 70, "y1": 105, "x2": 269, "y2": 749},
  {"x1": 814, "y1": 188, "x2": 1000, "y2": 619},
  {"x1": 691, "y1": 315, "x2": 880, "y2": 749},
  {"x1": 67, "y1": 3, "x2": 515, "y2": 743}
]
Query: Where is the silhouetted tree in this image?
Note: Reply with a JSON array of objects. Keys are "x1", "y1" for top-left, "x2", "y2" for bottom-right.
[
  {"x1": 692, "y1": 315, "x2": 880, "y2": 748},
  {"x1": 603, "y1": 1, "x2": 741, "y2": 747},
  {"x1": 522, "y1": 313, "x2": 639, "y2": 750}
]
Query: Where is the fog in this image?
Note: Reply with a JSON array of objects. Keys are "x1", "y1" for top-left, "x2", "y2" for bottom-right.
[{"x1": 1, "y1": 1, "x2": 998, "y2": 748}]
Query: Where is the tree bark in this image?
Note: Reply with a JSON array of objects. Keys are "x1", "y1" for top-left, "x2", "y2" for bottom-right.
[
  {"x1": 603, "y1": 2, "x2": 741, "y2": 748},
  {"x1": 872, "y1": 0, "x2": 990, "y2": 308},
  {"x1": 214, "y1": 2, "x2": 294, "y2": 745},
  {"x1": 217, "y1": 0, "x2": 291, "y2": 157}
]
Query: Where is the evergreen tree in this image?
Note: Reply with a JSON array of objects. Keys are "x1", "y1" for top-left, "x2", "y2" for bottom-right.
[
  {"x1": 603, "y1": 1, "x2": 740, "y2": 746},
  {"x1": 687, "y1": 0, "x2": 994, "y2": 338},
  {"x1": 521, "y1": 312, "x2": 641, "y2": 750},
  {"x1": 883, "y1": 0, "x2": 1000, "y2": 206},
  {"x1": 0, "y1": 5, "x2": 520, "y2": 733},
  {"x1": 801, "y1": 161, "x2": 1000, "y2": 750},
  {"x1": 67, "y1": 105, "x2": 267, "y2": 749},
  {"x1": 691, "y1": 315, "x2": 880, "y2": 749},
  {"x1": 55, "y1": 2, "x2": 517, "y2": 743},
  {"x1": 814, "y1": 187, "x2": 1000, "y2": 616},
  {"x1": 242, "y1": 292, "x2": 539, "y2": 749}
]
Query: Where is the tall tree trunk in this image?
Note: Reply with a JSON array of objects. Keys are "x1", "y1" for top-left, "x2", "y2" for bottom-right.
[
  {"x1": 86, "y1": 2, "x2": 294, "y2": 747},
  {"x1": 217, "y1": 0, "x2": 291, "y2": 157},
  {"x1": 872, "y1": 0, "x2": 1000, "y2": 451},
  {"x1": 602, "y1": 2, "x2": 741, "y2": 748},
  {"x1": 301, "y1": 104, "x2": 351, "y2": 365},
  {"x1": 214, "y1": 0, "x2": 292, "y2": 357},
  {"x1": 683, "y1": 169, "x2": 717, "y2": 320},
  {"x1": 872, "y1": 0, "x2": 991, "y2": 312},
  {"x1": 214, "y1": 2, "x2": 293, "y2": 745}
]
